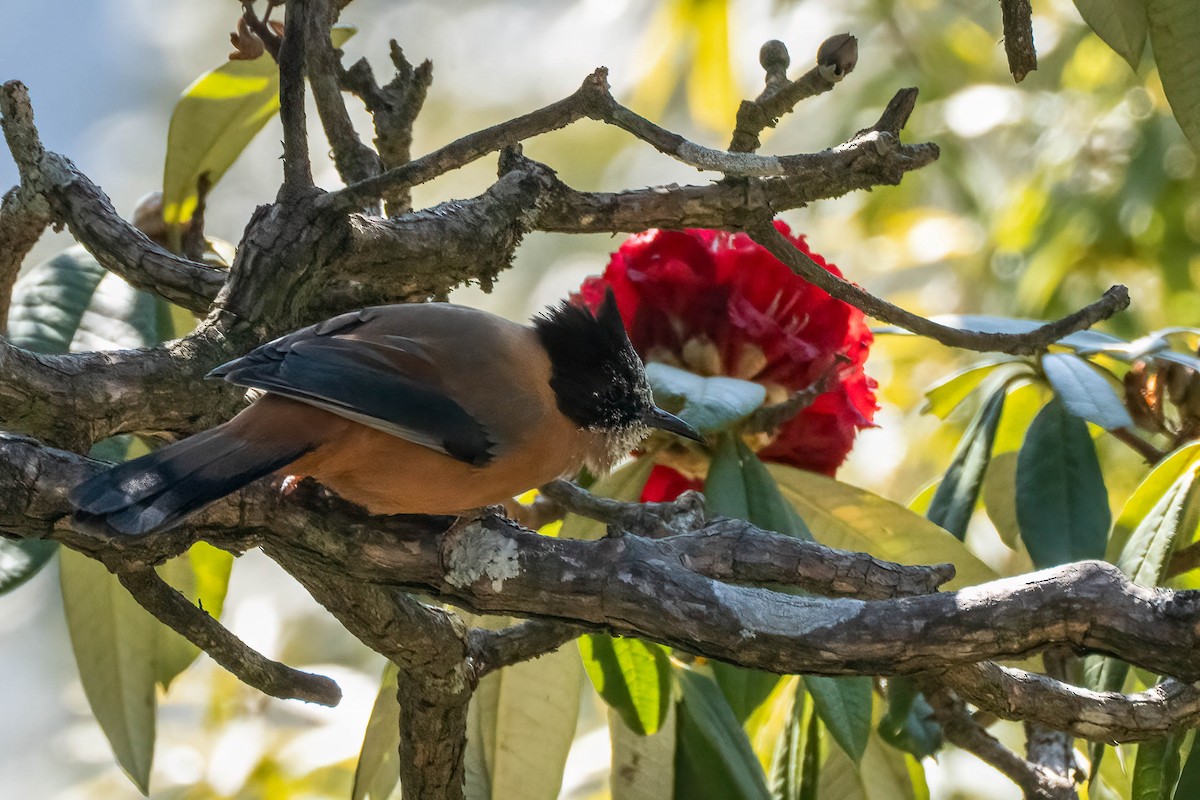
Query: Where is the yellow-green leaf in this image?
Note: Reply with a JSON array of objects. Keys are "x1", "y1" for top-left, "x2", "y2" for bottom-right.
[
  {"x1": 581, "y1": 635, "x2": 672, "y2": 735},
  {"x1": 922, "y1": 360, "x2": 1013, "y2": 419},
  {"x1": 983, "y1": 451, "x2": 1022, "y2": 549},
  {"x1": 60, "y1": 549, "x2": 158, "y2": 794},
  {"x1": 352, "y1": 662, "x2": 401, "y2": 800},
  {"x1": 766, "y1": 465, "x2": 998, "y2": 589},
  {"x1": 1148, "y1": 0, "x2": 1200, "y2": 151},
  {"x1": 611, "y1": 704, "x2": 677, "y2": 800},
  {"x1": 162, "y1": 26, "x2": 357, "y2": 231},
  {"x1": 1073, "y1": 0, "x2": 1148, "y2": 69}
]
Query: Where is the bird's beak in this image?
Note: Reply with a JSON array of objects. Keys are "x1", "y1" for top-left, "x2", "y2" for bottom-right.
[{"x1": 645, "y1": 406, "x2": 705, "y2": 443}]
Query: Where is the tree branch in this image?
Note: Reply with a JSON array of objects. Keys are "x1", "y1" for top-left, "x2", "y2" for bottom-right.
[
  {"x1": 304, "y1": 0, "x2": 381, "y2": 187},
  {"x1": 747, "y1": 219, "x2": 1129, "y2": 356},
  {"x1": 1000, "y1": 0, "x2": 1037, "y2": 82},
  {"x1": 729, "y1": 35, "x2": 858, "y2": 153},
  {"x1": 469, "y1": 620, "x2": 583, "y2": 677},
  {"x1": 0, "y1": 185, "x2": 50, "y2": 326},
  {"x1": 279, "y1": 0, "x2": 314, "y2": 194},
  {"x1": 0, "y1": 81, "x2": 224, "y2": 313},
  {"x1": 117, "y1": 566, "x2": 342, "y2": 705}
]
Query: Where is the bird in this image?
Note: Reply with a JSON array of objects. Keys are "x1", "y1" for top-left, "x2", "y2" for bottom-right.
[{"x1": 70, "y1": 291, "x2": 702, "y2": 535}]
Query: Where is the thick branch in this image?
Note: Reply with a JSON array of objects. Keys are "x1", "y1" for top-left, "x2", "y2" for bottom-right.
[
  {"x1": 469, "y1": 620, "x2": 582, "y2": 677},
  {"x1": 0, "y1": 81, "x2": 223, "y2": 313},
  {"x1": 117, "y1": 567, "x2": 341, "y2": 705},
  {"x1": 747, "y1": 219, "x2": 1129, "y2": 356}
]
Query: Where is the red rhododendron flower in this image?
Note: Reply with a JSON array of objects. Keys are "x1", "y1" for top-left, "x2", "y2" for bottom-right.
[{"x1": 576, "y1": 222, "x2": 877, "y2": 500}]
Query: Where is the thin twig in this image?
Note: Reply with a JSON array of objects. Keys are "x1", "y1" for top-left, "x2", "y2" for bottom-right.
[
  {"x1": 924, "y1": 685, "x2": 1073, "y2": 799},
  {"x1": 540, "y1": 478, "x2": 707, "y2": 538},
  {"x1": 729, "y1": 35, "x2": 858, "y2": 153},
  {"x1": 747, "y1": 218, "x2": 1129, "y2": 356},
  {"x1": 1000, "y1": 0, "x2": 1037, "y2": 82},
  {"x1": 0, "y1": 186, "x2": 51, "y2": 327},
  {"x1": 304, "y1": 0, "x2": 381, "y2": 187},
  {"x1": 117, "y1": 567, "x2": 342, "y2": 706},
  {"x1": 278, "y1": 0, "x2": 313, "y2": 194},
  {"x1": 469, "y1": 620, "x2": 583, "y2": 677}
]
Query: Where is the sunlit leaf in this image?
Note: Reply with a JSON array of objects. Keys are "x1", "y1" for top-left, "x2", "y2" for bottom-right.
[
  {"x1": 1175, "y1": 733, "x2": 1200, "y2": 799},
  {"x1": 682, "y1": 0, "x2": 737, "y2": 132},
  {"x1": 465, "y1": 638, "x2": 581, "y2": 800},
  {"x1": 983, "y1": 451, "x2": 1022, "y2": 548},
  {"x1": 352, "y1": 663, "x2": 400, "y2": 800},
  {"x1": 1073, "y1": 0, "x2": 1147, "y2": 69},
  {"x1": 921, "y1": 360, "x2": 1017, "y2": 419},
  {"x1": 611, "y1": 704, "x2": 677, "y2": 800},
  {"x1": 805, "y1": 675, "x2": 871, "y2": 763},
  {"x1": 1109, "y1": 443, "x2": 1200, "y2": 566},
  {"x1": 581, "y1": 635, "x2": 672, "y2": 735},
  {"x1": 1016, "y1": 397, "x2": 1110, "y2": 568},
  {"x1": 817, "y1": 729, "x2": 922, "y2": 800},
  {"x1": 1147, "y1": 0, "x2": 1200, "y2": 151},
  {"x1": 162, "y1": 25, "x2": 357, "y2": 232},
  {"x1": 60, "y1": 549, "x2": 158, "y2": 794},
  {"x1": 1133, "y1": 733, "x2": 1184, "y2": 800},
  {"x1": 769, "y1": 683, "x2": 811, "y2": 800},
  {"x1": 1114, "y1": 456, "x2": 1200, "y2": 587},
  {"x1": 1041, "y1": 352, "x2": 1134, "y2": 431},
  {"x1": 744, "y1": 676, "x2": 796, "y2": 771},
  {"x1": 647, "y1": 363, "x2": 767, "y2": 434},
  {"x1": 767, "y1": 465, "x2": 998, "y2": 589},
  {"x1": 674, "y1": 669, "x2": 772, "y2": 800},
  {"x1": 927, "y1": 386, "x2": 1006, "y2": 539},
  {"x1": 992, "y1": 381, "x2": 1050, "y2": 454}
]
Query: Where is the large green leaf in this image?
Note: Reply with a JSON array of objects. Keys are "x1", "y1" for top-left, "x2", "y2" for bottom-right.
[
  {"x1": 817, "y1": 729, "x2": 922, "y2": 800},
  {"x1": 581, "y1": 635, "x2": 672, "y2": 736},
  {"x1": 1175, "y1": 733, "x2": 1200, "y2": 799},
  {"x1": 927, "y1": 386, "x2": 1006, "y2": 540},
  {"x1": 674, "y1": 669, "x2": 772, "y2": 800},
  {"x1": 1015, "y1": 397, "x2": 1111, "y2": 568},
  {"x1": 154, "y1": 542, "x2": 235, "y2": 689},
  {"x1": 1073, "y1": 0, "x2": 1148, "y2": 68},
  {"x1": 766, "y1": 466, "x2": 998, "y2": 589},
  {"x1": 60, "y1": 549, "x2": 159, "y2": 794},
  {"x1": 1147, "y1": 0, "x2": 1200, "y2": 151},
  {"x1": 352, "y1": 662, "x2": 401, "y2": 800},
  {"x1": 804, "y1": 676, "x2": 871, "y2": 764},
  {"x1": 1133, "y1": 733, "x2": 1184, "y2": 800},
  {"x1": 706, "y1": 434, "x2": 810, "y2": 540},
  {"x1": 646, "y1": 362, "x2": 767, "y2": 434},
  {"x1": 769, "y1": 684, "x2": 811, "y2": 800},
  {"x1": 982, "y1": 451, "x2": 1022, "y2": 549},
  {"x1": 1041, "y1": 353, "x2": 1134, "y2": 431},
  {"x1": 1108, "y1": 443, "x2": 1200, "y2": 564},
  {"x1": 1114, "y1": 457, "x2": 1200, "y2": 587},
  {"x1": 878, "y1": 676, "x2": 942, "y2": 760},
  {"x1": 464, "y1": 638, "x2": 582, "y2": 800},
  {"x1": 611, "y1": 704, "x2": 677, "y2": 800},
  {"x1": 162, "y1": 25, "x2": 357, "y2": 231}
]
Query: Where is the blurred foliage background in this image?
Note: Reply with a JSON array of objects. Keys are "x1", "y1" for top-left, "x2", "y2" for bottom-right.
[{"x1": 0, "y1": 0, "x2": 1194, "y2": 797}]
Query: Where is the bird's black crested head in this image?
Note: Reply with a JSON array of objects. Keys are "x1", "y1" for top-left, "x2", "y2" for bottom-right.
[{"x1": 534, "y1": 290, "x2": 655, "y2": 434}]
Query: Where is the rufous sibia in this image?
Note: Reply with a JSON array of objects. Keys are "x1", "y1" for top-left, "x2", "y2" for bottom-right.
[{"x1": 71, "y1": 291, "x2": 701, "y2": 535}]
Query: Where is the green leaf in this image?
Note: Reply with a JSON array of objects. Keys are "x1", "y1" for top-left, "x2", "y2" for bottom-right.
[
  {"x1": 1114, "y1": 457, "x2": 1200, "y2": 587},
  {"x1": 558, "y1": 458, "x2": 656, "y2": 540},
  {"x1": 817, "y1": 729, "x2": 922, "y2": 800},
  {"x1": 162, "y1": 25, "x2": 357, "y2": 231},
  {"x1": 1108, "y1": 442, "x2": 1200, "y2": 564},
  {"x1": 710, "y1": 661, "x2": 782, "y2": 726},
  {"x1": 922, "y1": 360, "x2": 1018, "y2": 419},
  {"x1": 1147, "y1": 0, "x2": 1200, "y2": 151},
  {"x1": 992, "y1": 381, "x2": 1049, "y2": 454},
  {"x1": 7, "y1": 244, "x2": 159, "y2": 354},
  {"x1": 581, "y1": 635, "x2": 672, "y2": 735},
  {"x1": 611, "y1": 704, "x2": 677, "y2": 800},
  {"x1": 983, "y1": 451, "x2": 1022, "y2": 549},
  {"x1": 767, "y1": 465, "x2": 999, "y2": 589},
  {"x1": 1041, "y1": 353, "x2": 1134, "y2": 431},
  {"x1": 674, "y1": 669, "x2": 772, "y2": 800},
  {"x1": 60, "y1": 549, "x2": 158, "y2": 794},
  {"x1": 878, "y1": 676, "x2": 942, "y2": 759},
  {"x1": 465, "y1": 638, "x2": 582, "y2": 800},
  {"x1": 646, "y1": 362, "x2": 767, "y2": 433},
  {"x1": 154, "y1": 542, "x2": 234, "y2": 689},
  {"x1": 769, "y1": 684, "x2": 811, "y2": 800},
  {"x1": 804, "y1": 676, "x2": 872, "y2": 763},
  {"x1": 1016, "y1": 397, "x2": 1111, "y2": 568},
  {"x1": 1175, "y1": 733, "x2": 1200, "y2": 799},
  {"x1": 1073, "y1": 0, "x2": 1148, "y2": 68},
  {"x1": 706, "y1": 434, "x2": 811, "y2": 539},
  {"x1": 0, "y1": 538, "x2": 57, "y2": 596},
  {"x1": 352, "y1": 662, "x2": 401, "y2": 800},
  {"x1": 1133, "y1": 734, "x2": 1184, "y2": 800},
  {"x1": 927, "y1": 386, "x2": 1006, "y2": 540}
]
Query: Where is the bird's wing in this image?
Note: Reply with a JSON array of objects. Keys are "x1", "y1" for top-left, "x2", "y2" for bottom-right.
[{"x1": 208, "y1": 311, "x2": 495, "y2": 466}]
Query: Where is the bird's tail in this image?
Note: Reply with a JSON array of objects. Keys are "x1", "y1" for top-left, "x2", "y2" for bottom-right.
[{"x1": 71, "y1": 420, "x2": 311, "y2": 536}]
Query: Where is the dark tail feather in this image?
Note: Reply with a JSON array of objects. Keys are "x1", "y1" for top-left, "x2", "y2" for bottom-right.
[{"x1": 71, "y1": 424, "x2": 310, "y2": 536}]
